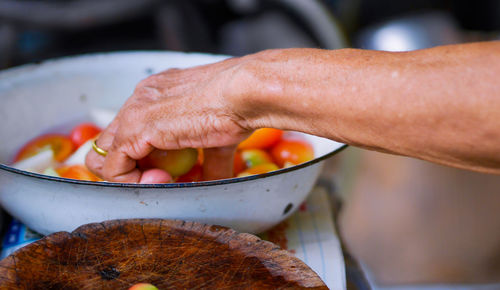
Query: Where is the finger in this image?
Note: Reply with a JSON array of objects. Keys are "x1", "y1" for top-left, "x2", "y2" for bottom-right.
[
  {"x1": 85, "y1": 119, "x2": 119, "y2": 178},
  {"x1": 101, "y1": 133, "x2": 154, "y2": 183},
  {"x1": 140, "y1": 168, "x2": 173, "y2": 184},
  {"x1": 102, "y1": 149, "x2": 143, "y2": 183},
  {"x1": 202, "y1": 145, "x2": 237, "y2": 180}
]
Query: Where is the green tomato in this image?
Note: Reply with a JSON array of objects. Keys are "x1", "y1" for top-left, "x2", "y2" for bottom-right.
[
  {"x1": 138, "y1": 148, "x2": 198, "y2": 177},
  {"x1": 240, "y1": 149, "x2": 273, "y2": 168}
]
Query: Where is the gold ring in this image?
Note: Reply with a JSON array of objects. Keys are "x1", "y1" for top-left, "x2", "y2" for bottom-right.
[{"x1": 92, "y1": 139, "x2": 108, "y2": 157}]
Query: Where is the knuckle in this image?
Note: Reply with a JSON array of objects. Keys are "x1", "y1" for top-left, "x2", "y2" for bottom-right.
[
  {"x1": 164, "y1": 67, "x2": 180, "y2": 75},
  {"x1": 113, "y1": 126, "x2": 151, "y2": 161},
  {"x1": 133, "y1": 85, "x2": 161, "y2": 100},
  {"x1": 116, "y1": 137, "x2": 137, "y2": 157},
  {"x1": 136, "y1": 76, "x2": 156, "y2": 88}
]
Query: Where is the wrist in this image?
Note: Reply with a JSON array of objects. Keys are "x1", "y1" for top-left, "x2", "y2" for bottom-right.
[{"x1": 224, "y1": 50, "x2": 288, "y2": 131}]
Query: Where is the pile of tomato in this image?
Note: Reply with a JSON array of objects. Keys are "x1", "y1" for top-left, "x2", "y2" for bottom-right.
[
  {"x1": 13, "y1": 123, "x2": 102, "y2": 181},
  {"x1": 234, "y1": 128, "x2": 314, "y2": 176},
  {"x1": 13, "y1": 124, "x2": 314, "y2": 183}
]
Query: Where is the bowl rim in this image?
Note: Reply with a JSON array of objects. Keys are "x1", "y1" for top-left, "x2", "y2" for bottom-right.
[
  {"x1": 0, "y1": 51, "x2": 348, "y2": 188},
  {"x1": 0, "y1": 144, "x2": 347, "y2": 188}
]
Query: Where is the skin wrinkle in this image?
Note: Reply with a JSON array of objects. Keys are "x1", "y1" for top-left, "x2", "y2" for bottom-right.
[
  {"x1": 280, "y1": 45, "x2": 496, "y2": 173},
  {"x1": 86, "y1": 41, "x2": 500, "y2": 183}
]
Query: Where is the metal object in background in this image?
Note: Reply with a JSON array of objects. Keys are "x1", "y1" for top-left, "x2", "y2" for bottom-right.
[
  {"x1": 356, "y1": 11, "x2": 463, "y2": 51},
  {"x1": 219, "y1": 11, "x2": 318, "y2": 55},
  {"x1": 155, "y1": 0, "x2": 216, "y2": 53},
  {"x1": 271, "y1": 0, "x2": 346, "y2": 50},
  {"x1": 158, "y1": 0, "x2": 347, "y2": 56}
]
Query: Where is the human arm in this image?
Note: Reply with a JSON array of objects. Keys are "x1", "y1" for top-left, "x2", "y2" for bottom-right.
[
  {"x1": 232, "y1": 41, "x2": 500, "y2": 174},
  {"x1": 86, "y1": 41, "x2": 500, "y2": 181}
]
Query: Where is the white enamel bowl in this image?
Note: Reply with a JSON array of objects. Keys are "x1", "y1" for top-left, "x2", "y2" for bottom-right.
[{"x1": 0, "y1": 52, "x2": 346, "y2": 235}]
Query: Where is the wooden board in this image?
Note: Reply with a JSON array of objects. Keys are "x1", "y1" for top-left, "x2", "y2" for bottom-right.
[{"x1": 0, "y1": 219, "x2": 327, "y2": 289}]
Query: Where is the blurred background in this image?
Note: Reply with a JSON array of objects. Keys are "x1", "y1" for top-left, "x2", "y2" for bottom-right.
[
  {"x1": 1, "y1": 0, "x2": 500, "y2": 289},
  {"x1": 1, "y1": 0, "x2": 499, "y2": 68}
]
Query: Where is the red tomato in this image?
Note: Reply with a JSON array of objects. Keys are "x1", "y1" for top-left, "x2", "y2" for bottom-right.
[
  {"x1": 56, "y1": 165, "x2": 101, "y2": 181},
  {"x1": 14, "y1": 134, "x2": 74, "y2": 162},
  {"x1": 70, "y1": 123, "x2": 101, "y2": 148},
  {"x1": 233, "y1": 151, "x2": 246, "y2": 176},
  {"x1": 138, "y1": 148, "x2": 198, "y2": 177},
  {"x1": 238, "y1": 128, "x2": 283, "y2": 150},
  {"x1": 237, "y1": 163, "x2": 279, "y2": 177},
  {"x1": 177, "y1": 163, "x2": 203, "y2": 182},
  {"x1": 271, "y1": 140, "x2": 314, "y2": 167}
]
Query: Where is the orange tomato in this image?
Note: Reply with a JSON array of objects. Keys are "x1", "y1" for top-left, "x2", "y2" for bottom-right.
[
  {"x1": 271, "y1": 140, "x2": 314, "y2": 167},
  {"x1": 14, "y1": 134, "x2": 74, "y2": 162},
  {"x1": 237, "y1": 163, "x2": 279, "y2": 177},
  {"x1": 70, "y1": 123, "x2": 101, "y2": 148},
  {"x1": 56, "y1": 165, "x2": 101, "y2": 181},
  {"x1": 238, "y1": 128, "x2": 283, "y2": 150}
]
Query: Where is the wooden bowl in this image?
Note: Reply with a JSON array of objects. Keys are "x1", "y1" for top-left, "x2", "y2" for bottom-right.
[{"x1": 0, "y1": 219, "x2": 327, "y2": 289}]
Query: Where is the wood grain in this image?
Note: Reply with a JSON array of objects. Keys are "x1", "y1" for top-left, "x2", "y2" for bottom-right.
[{"x1": 0, "y1": 219, "x2": 327, "y2": 289}]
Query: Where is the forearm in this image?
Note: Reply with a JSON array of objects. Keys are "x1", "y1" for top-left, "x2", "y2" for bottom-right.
[{"x1": 232, "y1": 42, "x2": 500, "y2": 174}]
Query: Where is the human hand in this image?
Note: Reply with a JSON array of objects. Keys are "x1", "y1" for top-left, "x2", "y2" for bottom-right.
[{"x1": 85, "y1": 57, "x2": 253, "y2": 183}]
